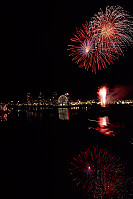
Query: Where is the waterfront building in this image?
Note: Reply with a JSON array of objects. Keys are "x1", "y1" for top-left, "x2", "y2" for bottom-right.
[
  {"x1": 27, "y1": 93, "x2": 33, "y2": 105},
  {"x1": 38, "y1": 92, "x2": 45, "y2": 106},
  {"x1": 52, "y1": 91, "x2": 58, "y2": 105}
]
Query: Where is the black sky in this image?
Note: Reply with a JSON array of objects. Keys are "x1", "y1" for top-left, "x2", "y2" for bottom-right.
[{"x1": 1, "y1": 0, "x2": 133, "y2": 101}]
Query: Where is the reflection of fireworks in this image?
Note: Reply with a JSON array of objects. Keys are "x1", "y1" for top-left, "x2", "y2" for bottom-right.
[
  {"x1": 96, "y1": 116, "x2": 114, "y2": 136},
  {"x1": 118, "y1": 176, "x2": 133, "y2": 199},
  {"x1": 69, "y1": 146, "x2": 124, "y2": 198},
  {"x1": 99, "y1": 116, "x2": 109, "y2": 126},
  {"x1": 96, "y1": 116, "x2": 118, "y2": 136},
  {"x1": 98, "y1": 86, "x2": 107, "y2": 107},
  {"x1": 68, "y1": 6, "x2": 133, "y2": 73}
]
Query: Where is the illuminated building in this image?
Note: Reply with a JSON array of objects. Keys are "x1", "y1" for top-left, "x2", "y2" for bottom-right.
[
  {"x1": 27, "y1": 92, "x2": 32, "y2": 105},
  {"x1": 53, "y1": 91, "x2": 58, "y2": 98},
  {"x1": 38, "y1": 92, "x2": 45, "y2": 106},
  {"x1": 52, "y1": 91, "x2": 58, "y2": 105}
]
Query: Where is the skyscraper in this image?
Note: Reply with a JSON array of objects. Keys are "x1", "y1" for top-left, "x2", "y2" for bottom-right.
[
  {"x1": 38, "y1": 92, "x2": 45, "y2": 106},
  {"x1": 27, "y1": 92, "x2": 32, "y2": 105}
]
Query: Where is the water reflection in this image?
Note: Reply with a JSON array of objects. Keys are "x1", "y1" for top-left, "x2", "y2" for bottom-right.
[
  {"x1": 96, "y1": 116, "x2": 114, "y2": 136},
  {"x1": 98, "y1": 116, "x2": 109, "y2": 126},
  {"x1": 0, "y1": 114, "x2": 7, "y2": 122},
  {"x1": 70, "y1": 145, "x2": 125, "y2": 198},
  {"x1": 26, "y1": 108, "x2": 70, "y2": 120},
  {"x1": 58, "y1": 108, "x2": 69, "y2": 120},
  {"x1": 88, "y1": 115, "x2": 122, "y2": 136},
  {"x1": 26, "y1": 111, "x2": 43, "y2": 120}
]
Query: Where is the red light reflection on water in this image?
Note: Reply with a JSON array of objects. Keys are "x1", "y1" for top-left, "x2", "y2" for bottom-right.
[
  {"x1": 88, "y1": 115, "x2": 124, "y2": 136},
  {"x1": 96, "y1": 116, "x2": 115, "y2": 136},
  {"x1": 99, "y1": 116, "x2": 109, "y2": 127}
]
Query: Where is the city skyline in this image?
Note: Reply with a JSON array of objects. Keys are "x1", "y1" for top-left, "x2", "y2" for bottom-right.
[{"x1": 4, "y1": 89, "x2": 133, "y2": 106}]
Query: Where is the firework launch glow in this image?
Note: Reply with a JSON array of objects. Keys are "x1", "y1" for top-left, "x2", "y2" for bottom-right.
[
  {"x1": 69, "y1": 146, "x2": 124, "y2": 198},
  {"x1": 98, "y1": 86, "x2": 107, "y2": 107},
  {"x1": 68, "y1": 5, "x2": 133, "y2": 73}
]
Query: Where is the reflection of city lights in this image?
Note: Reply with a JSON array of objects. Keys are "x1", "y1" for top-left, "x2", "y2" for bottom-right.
[{"x1": 58, "y1": 108, "x2": 69, "y2": 120}]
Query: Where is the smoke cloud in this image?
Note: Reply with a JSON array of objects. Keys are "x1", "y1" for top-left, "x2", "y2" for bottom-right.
[{"x1": 107, "y1": 85, "x2": 132, "y2": 103}]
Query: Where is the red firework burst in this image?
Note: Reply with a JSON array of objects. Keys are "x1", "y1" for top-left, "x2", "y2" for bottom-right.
[
  {"x1": 67, "y1": 22, "x2": 97, "y2": 72},
  {"x1": 91, "y1": 6, "x2": 133, "y2": 56},
  {"x1": 68, "y1": 5, "x2": 133, "y2": 73},
  {"x1": 69, "y1": 146, "x2": 124, "y2": 198}
]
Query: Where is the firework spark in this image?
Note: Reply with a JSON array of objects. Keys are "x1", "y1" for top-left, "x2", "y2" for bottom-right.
[
  {"x1": 69, "y1": 146, "x2": 124, "y2": 198},
  {"x1": 68, "y1": 5, "x2": 133, "y2": 73},
  {"x1": 92, "y1": 6, "x2": 133, "y2": 53},
  {"x1": 98, "y1": 86, "x2": 107, "y2": 107},
  {"x1": 68, "y1": 22, "x2": 96, "y2": 72}
]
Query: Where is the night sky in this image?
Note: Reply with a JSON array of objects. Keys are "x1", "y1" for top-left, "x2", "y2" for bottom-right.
[{"x1": 1, "y1": 0, "x2": 133, "y2": 101}]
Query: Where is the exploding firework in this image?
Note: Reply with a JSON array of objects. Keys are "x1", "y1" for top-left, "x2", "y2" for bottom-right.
[
  {"x1": 68, "y1": 5, "x2": 133, "y2": 73},
  {"x1": 68, "y1": 21, "x2": 114, "y2": 73},
  {"x1": 92, "y1": 5, "x2": 133, "y2": 54},
  {"x1": 67, "y1": 22, "x2": 96, "y2": 72},
  {"x1": 98, "y1": 86, "x2": 107, "y2": 107},
  {"x1": 69, "y1": 146, "x2": 124, "y2": 198}
]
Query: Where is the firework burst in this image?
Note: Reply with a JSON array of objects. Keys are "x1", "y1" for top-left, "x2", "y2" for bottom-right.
[
  {"x1": 69, "y1": 146, "x2": 124, "y2": 198},
  {"x1": 68, "y1": 22, "x2": 96, "y2": 72},
  {"x1": 91, "y1": 5, "x2": 133, "y2": 55},
  {"x1": 68, "y1": 5, "x2": 133, "y2": 73},
  {"x1": 98, "y1": 86, "x2": 107, "y2": 107}
]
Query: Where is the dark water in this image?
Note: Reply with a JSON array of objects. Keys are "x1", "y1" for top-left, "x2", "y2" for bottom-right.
[{"x1": 0, "y1": 105, "x2": 133, "y2": 198}]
